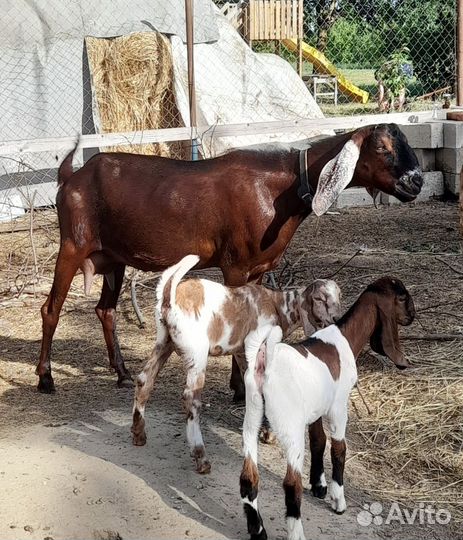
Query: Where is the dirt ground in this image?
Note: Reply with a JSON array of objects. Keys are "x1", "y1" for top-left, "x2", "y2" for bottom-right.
[{"x1": 0, "y1": 201, "x2": 462, "y2": 540}]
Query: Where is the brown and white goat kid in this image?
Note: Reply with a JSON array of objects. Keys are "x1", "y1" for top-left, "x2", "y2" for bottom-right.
[
  {"x1": 131, "y1": 254, "x2": 341, "y2": 474},
  {"x1": 240, "y1": 277, "x2": 415, "y2": 540}
]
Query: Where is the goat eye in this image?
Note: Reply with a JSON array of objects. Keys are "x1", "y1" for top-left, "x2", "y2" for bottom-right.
[{"x1": 377, "y1": 145, "x2": 388, "y2": 153}]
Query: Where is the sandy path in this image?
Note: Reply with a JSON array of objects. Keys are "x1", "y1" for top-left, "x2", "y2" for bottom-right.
[{"x1": 1, "y1": 202, "x2": 461, "y2": 540}]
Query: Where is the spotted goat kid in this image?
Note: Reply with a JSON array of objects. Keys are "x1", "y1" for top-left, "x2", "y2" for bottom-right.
[
  {"x1": 131, "y1": 254, "x2": 341, "y2": 474},
  {"x1": 239, "y1": 277, "x2": 415, "y2": 540}
]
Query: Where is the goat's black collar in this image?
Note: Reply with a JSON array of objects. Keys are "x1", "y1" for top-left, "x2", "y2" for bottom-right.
[{"x1": 297, "y1": 146, "x2": 313, "y2": 206}]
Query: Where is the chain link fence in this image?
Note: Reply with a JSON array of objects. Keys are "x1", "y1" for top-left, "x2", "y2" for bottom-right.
[
  {"x1": 0, "y1": 0, "x2": 458, "y2": 296},
  {"x1": 217, "y1": 0, "x2": 456, "y2": 115}
]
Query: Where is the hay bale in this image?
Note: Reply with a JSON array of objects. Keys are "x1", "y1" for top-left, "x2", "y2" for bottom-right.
[{"x1": 86, "y1": 32, "x2": 185, "y2": 158}]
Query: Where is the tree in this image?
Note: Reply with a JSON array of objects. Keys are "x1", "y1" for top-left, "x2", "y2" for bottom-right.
[
  {"x1": 395, "y1": 0, "x2": 455, "y2": 92},
  {"x1": 304, "y1": 0, "x2": 339, "y2": 51}
]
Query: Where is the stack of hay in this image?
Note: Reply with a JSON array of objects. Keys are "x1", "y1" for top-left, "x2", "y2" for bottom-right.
[
  {"x1": 349, "y1": 341, "x2": 463, "y2": 521},
  {"x1": 86, "y1": 32, "x2": 185, "y2": 159}
]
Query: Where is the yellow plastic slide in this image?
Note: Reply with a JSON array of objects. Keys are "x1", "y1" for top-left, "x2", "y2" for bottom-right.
[{"x1": 283, "y1": 38, "x2": 369, "y2": 104}]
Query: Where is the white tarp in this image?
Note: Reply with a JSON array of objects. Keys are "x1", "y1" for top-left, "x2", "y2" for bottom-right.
[
  {"x1": 0, "y1": 0, "x2": 328, "y2": 218},
  {"x1": 172, "y1": 12, "x2": 329, "y2": 156},
  {"x1": 0, "y1": 0, "x2": 218, "y2": 218},
  {"x1": 0, "y1": 0, "x2": 218, "y2": 146}
]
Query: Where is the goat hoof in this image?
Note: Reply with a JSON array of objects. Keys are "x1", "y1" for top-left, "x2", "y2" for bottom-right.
[
  {"x1": 196, "y1": 459, "x2": 211, "y2": 475},
  {"x1": 132, "y1": 430, "x2": 147, "y2": 446},
  {"x1": 117, "y1": 373, "x2": 133, "y2": 388},
  {"x1": 331, "y1": 498, "x2": 347, "y2": 515},
  {"x1": 311, "y1": 484, "x2": 327, "y2": 499},
  {"x1": 250, "y1": 527, "x2": 267, "y2": 540},
  {"x1": 232, "y1": 389, "x2": 245, "y2": 403},
  {"x1": 259, "y1": 428, "x2": 276, "y2": 445},
  {"x1": 37, "y1": 373, "x2": 56, "y2": 394}
]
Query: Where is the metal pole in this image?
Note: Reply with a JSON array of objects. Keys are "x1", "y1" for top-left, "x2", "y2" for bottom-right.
[
  {"x1": 457, "y1": 0, "x2": 463, "y2": 105},
  {"x1": 297, "y1": 0, "x2": 303, "y2": 77},
  {"x1": 185, "y1": 0, "x2": 199, "y2": 159}
]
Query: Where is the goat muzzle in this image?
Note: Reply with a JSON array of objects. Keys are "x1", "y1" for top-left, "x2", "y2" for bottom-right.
[{"x1": 394, "y1": 169, "x2": 424, "y2": 201}]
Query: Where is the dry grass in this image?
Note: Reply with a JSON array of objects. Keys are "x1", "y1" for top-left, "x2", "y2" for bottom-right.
[
  {"x1": 86, "y1": 32, "x2": 185, "y2": 159},
  {"x1": 349, "y1": 341, "x2": 463, "y2": 520},
  {"x1": 0, "y1": 201, "x2": 462, "y2": 527}
]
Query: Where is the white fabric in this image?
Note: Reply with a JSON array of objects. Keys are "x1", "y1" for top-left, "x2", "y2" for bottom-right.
[
  {"x1": 0, "y1": 0, "x2": 217, "y2": 145},
  {"x1": 171, "y1": 12, "x2": 330, "y2": 157},
  {"x1": 0, "y1": 1, "x2": 329, "y2": 216}
]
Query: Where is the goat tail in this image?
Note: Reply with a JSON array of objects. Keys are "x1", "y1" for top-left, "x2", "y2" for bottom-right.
[
  {"x1": 244, "y1": 324, "x2": 283, "y2": 399},
  {"x1": 261, "y1": 325, "x2": 283, "y2": 371},
  {"x1": 156, "y1": 254, "x2": 200, "y2": 317},
  {"x1": 57, "y1": 142, "x2": 78, "y2": 186}
]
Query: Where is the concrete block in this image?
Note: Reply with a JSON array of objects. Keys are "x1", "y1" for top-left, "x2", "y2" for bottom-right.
[
  {"x1": 336, "y1": 187, "x2": 373, "y2": 209},
  {"x1": 381, "y1": 171, "x2": 444, "y2": 204},
  {"x1": 400, "y1": 122, "x2": 443, "y2": 149},
  {"x1": 436, "y1": 148, "x2": 463, "y2": 173},
  {"x1": 413, "y1": 148, "x2": 436, "y2": 172},
  {"x1": 442, "y1": 120, "x2": 463, "y2": 148},
  {"x1": 443, "y1": 172, "x2": 460, "y2": 195}
]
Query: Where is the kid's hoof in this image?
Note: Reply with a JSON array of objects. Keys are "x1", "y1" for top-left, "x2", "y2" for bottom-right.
[
  {"x1": 311, "y1": 484, "x2": 328, "y2": 499},
  {"x1": 132, "y1": 430, "x2": 147, "y2": 446},
  {"x1": 196, "y1": 459, "x2": 212, "y2": 475}
]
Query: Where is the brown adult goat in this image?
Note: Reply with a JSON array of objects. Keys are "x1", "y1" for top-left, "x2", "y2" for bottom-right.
[{"x1": 36, "y1": 123, "x2": 423, "y2": 394}]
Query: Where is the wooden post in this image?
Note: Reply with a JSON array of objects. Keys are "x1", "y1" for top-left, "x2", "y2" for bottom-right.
[
  {"x1": 185, "y1": 0, "x2": 198, "y2": 159},
  {"x1": 458, "y1": 0, "x2": 463, "y2": 236},
  {"x1": 460, "y1": 170, "x2": 463, "y2": 236},
  {"x1": 458, "y1": 0, "x2": 463, "y2": 105}
]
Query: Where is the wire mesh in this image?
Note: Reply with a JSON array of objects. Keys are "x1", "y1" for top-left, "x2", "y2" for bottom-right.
[
  {"x1": 218, "y1": 0, "x2": 456, "y2": 115},
  {"x1": 0, "y1": 0, "x2": 457, "y2": 295}
]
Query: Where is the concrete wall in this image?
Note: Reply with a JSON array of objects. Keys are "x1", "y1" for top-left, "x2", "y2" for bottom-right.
[{"x1": 336, "y1": 119, "x2": 462, "y2": 209}]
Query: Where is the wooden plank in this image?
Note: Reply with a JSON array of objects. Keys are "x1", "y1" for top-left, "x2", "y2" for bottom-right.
[
  {"x1": 249, "y1": 0, "x2": 254, "y2": 41},
  {"x1": 286, "y1": 0, "x2": 292, "y2": 40},
  {"x1": 275, "y1": 0, "x2": 280, "y2": 39},
  {"x1": 254, "y1": 0, "x2": 261, "y2": 40},
  {"x1": 292, "y1": 0, "x2": 297, "y2": 38},
  {"x1": 264, "y1": 0, "x2": 272, "y2": 40},
  {"x1": 298, "y1": 0, "x2": 303, "y2": 38},
  {"x1": 269, "y1": 0, "x2": 275, "y2": 39},
  {"x1": 0, "y1": 127, "x2": 197, "y2": 156},
  {"x1": 250, "y1": 0, "x2": 254, "y2": 41},
  {"x1": 263, "y1": 0, "x2": 267, "y2": 40},
  {"x1": 198, "y1": 112, "x2": 436, "y2": 138},
  {"x1": 297, "y1": 0, "x2": 303, "y2": 75},
  {"x1": 282, "y1": 0, "x2": 291, "y2": 39},
  {"x1": 0, "y1": 112, "x2": 438, "y2": 157}
]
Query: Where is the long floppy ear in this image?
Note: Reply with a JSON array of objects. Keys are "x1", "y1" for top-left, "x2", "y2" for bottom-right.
[
  {"x1": 370, "y1": 299, "x2": 410, "y2": 369},
  {"x1": 298, "y1": 296, "x2": 316, "y2": 337},
  {"x1": 312, "y1": 130, "x2": 367, "y2": 216},
  {"x1": 298, "y1": 285, "x2": 317, "y2": 337}
]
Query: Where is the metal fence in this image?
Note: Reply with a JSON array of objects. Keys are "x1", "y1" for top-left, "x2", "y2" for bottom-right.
[
  {"x1": 0, "y1": 0, "x2": 457, "y2": 296},
  {"x1": 217, "y1": 0, "x2": 456, "y2": 115}
]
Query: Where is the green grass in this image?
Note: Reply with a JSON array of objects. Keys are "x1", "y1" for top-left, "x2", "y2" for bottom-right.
[
  {"x1": 339, "y1": 68, "x2": 376, "y2": 87},
  {"x1": 321, "y1": 96, "x2": 437, "y2": 117},
  {"x1": 266, "y1": 51, "x2": 439, "y2": 116}
]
